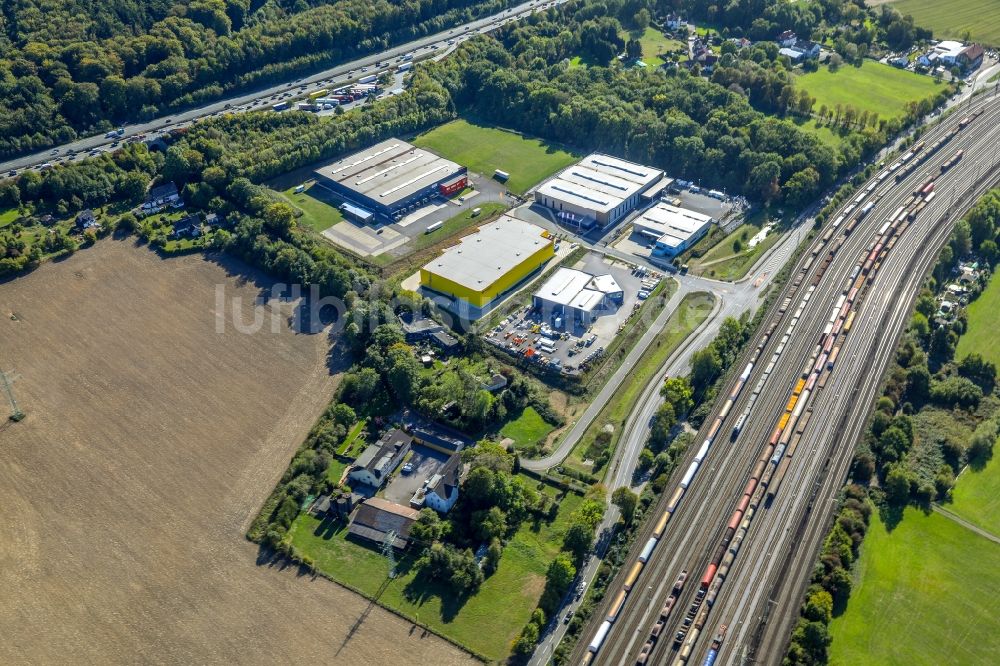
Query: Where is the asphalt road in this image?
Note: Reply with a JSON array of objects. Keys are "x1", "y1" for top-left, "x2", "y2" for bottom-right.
[
  {"x1": 0, "y1": 0, "x2": 567, "y2": 175},
  {"x1": 572, "y1": 90, "x2": 1000, "y2": 666}
]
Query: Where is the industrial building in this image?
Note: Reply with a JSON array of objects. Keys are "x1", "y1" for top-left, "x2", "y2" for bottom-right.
[
  {"x1": 632, "y1": 202, "x2": 714, "y2": 258},
  {"x1": 313, "y1": 139, "x2": 467, "y2": 223},
  {"x1": 532, "y1": 267, "x2": 624, "y2": 328},
  {"x1": 420, "y1": 216, "x2": 554, "y2": 319},
  {"x1": 535, "y1": 154, "x2": 664, "y2": 228}
]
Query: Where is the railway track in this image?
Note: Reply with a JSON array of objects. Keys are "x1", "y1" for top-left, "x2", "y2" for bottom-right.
[{"x1": 571, "y1": 91, "x2": 1000, "y2": 666}]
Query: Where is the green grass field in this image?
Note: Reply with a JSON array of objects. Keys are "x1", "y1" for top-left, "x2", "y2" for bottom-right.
[
  {"x1": 796, "y1": 60, "x2": 943, "y2": 124},
  {"x1": 889, "y1": 0, "x2": 1000, "y2": 47},
  {"x1": 565, "y1": 291, "x2": 715, "y2": 473},
  {"x1": 956, "y1": 272, "x2": 1000, "y2": 366},
  {"x1": 273, "y1": 182, "x2": 344, "y2": 233},
  {"x1": 412, "y1": 119, "x2": 579, "y2": 195},
  {"x1": 950, "y1": 442, "x2": 1000, "y2": 536},
  {"x1": 689, "y1": 220, "x2": 782, "y2": 281},
  {"x1": 500, "y1": 406, "x2": 555, "y2": 450},
  {"x1": 828, "y1": 507, "x2": 1000, "y2": 665},
  {"x1": 289, "y1": 488, "x2": 583, "y2": 660},
  {"x1": 626, "y1": 27, "x2": 686, "y2": 67},
  {"x1": 791, "y1": 116, "x2": 849, "y2": 149},
  {"x1": 0, "y1": 207, "x2": 22, "y2": 229}
]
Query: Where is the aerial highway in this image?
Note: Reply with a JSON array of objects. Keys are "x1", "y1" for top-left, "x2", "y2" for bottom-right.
[
  {"x1": 0, "y1": 0, "x2": 566, "y2": 176},
  {"x1": 573, "y1": 91, "x2": 1000, "y2": 666}
]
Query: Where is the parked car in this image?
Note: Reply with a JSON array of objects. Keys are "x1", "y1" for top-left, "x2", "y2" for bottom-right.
[{"x1": 401, "y1": 462, "x2": 414, "y2": 475}]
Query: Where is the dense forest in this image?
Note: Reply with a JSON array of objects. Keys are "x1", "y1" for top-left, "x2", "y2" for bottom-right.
[{"x1": 0, "y1": 0, "x2": 511, "y2": 157}]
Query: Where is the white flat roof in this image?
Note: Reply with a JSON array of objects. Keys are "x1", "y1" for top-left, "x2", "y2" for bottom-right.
[
  {"x1": 534, "y1": 267, "x2": 593, "y2": 307},
  {"x1": 537, "y1": 153, "x2": 664, "y2": 216},
  {"x1": 423, "y1": 216, "x2": 551, "y2": 290},
  {"x1": 589, "y1": 273, "x2": 622, "y2": 294},
  {"x1": 570, "y1": 288, "x2": 605, "y2": 312},
  {"x1": 633, "y1": 202, "x2": 713, "y2": 246}
]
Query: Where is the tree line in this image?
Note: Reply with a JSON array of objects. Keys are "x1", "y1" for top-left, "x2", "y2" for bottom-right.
[{"x1": 0, "y1": 0, "x2": 511, "y2": 158}]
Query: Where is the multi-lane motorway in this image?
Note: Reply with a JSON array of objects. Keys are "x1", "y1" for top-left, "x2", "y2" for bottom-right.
[
  {"x1": 0, "y1": 0, "x2": 566, "y2": 175},
  {"x1": 574, "y1": 92, "x2": 1000, "y2": 666}
]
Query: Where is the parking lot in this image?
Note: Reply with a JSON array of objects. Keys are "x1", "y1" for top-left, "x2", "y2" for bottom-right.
[
  {"x1": 319, "y1": 171, "x2": 509, "y2": 258},
  {"x1": 484, "y1": 251, "x2": 666, "y2": 375},
  {"x1": 608, "y1": 187, "x2": 742, "y2": 263},
  {"x1": 382, "y1": 444, "x2": 451, "y2": 506}
]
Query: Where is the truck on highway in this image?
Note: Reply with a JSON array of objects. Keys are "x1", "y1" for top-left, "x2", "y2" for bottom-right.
[
  {"x1": 398, "y1": 62, "x2": 412, "y2": 72},
  {"x1": 272, "y1": 101, "x2": 290, "y2": 111},
  {"x1": 358, "y1": 73, "x2": 379, "y2": 84}
]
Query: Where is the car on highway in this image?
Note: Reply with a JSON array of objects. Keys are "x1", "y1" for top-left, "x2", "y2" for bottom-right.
[
  {"x1": 563, "y1": 610, "x2": 574, "y2": 624},
  {"x1": 7, "y1": 170, "x2": 16, "y2": 176}
]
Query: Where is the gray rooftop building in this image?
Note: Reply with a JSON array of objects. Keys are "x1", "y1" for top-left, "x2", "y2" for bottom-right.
[{"x1": 313, "y1": 139, "x2": 467, "y2": 223}]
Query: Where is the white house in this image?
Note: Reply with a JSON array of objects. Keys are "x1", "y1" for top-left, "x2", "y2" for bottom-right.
[
  {"x1": 422, "y1": 455, "x2": 461, "y2": 513},
  {"x1": 349, "y1": 429, "x2": 412, "y2": 489}
]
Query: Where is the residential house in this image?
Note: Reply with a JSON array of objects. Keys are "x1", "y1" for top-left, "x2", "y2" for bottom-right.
[
  {"x1": 484, "y1": 373, "x2": 508, "y2": 392},
  {"x1": 142, "y1": 182, "x2": 182, "y2": 213},
  {"x1": 348, "y1": 497, "x2": 421, "y2": 549},
  {"x1": 777, "y1": 30, "x2": 798, "y2": 48},
  {"x1": 348, "y1": 428, "x2": 412, "y2": 489},
  {"x1": 399, "y1": 311, "x2": 445, "y2": 343},
  {"x1": 423, "y1": 455, "x2": 461, "y2": 513},
  {"x1": 75, "y1": 209, "x2": 98, "y2": 232},
  {"x1": 172, "y1": 214, "x2": 202, "y2": 238},
  {"x1": 959, "y1": 44, "x2": 984, "y2": 71},
  {"x1": 431, "y1": 330, "x2": 461, "y2": 353},
  {"x1": 664, "y1": 14, "x2": 686, "y2": 31},
  {"x1": 779, "y1": 39, "x2": 820, "y2": 62}
]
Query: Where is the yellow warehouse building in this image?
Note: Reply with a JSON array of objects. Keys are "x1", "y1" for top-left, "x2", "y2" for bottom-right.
[{"x1": 420, "y1": 216, "x2": 554, "y2": 319}]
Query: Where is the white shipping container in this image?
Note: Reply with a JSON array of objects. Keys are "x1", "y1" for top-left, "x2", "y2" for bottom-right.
[
  {"x1": 639, "y1": 537, "x2": 658, "y2": 563},
  {"x1": 589, "y1": 621, "x2": 612, "y2": 653},
  {"x1": 680, "y1": 461, "x2": 699, "y2": 489}
]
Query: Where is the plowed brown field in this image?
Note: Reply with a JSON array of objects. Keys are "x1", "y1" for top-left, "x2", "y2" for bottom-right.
[{"x1": 0, "y1": 240, "x2": 477, "y2": 666}]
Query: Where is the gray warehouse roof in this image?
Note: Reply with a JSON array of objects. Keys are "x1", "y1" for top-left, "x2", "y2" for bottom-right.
[
  {"x1": 314, "y1": 139, "x2": 464, "y2": 206},
  {"x1": 536, "y1": 153, "x2": 664, "y2": 216}
]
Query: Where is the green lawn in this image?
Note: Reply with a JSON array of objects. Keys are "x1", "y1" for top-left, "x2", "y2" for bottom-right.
[
  {"x1": 565, "y1": 292, "x2": 715, "y2": 473},
  {"x1": 950, "y1": 439, "x2": 1000, "y2": 536},
  {"x1": 289, "y1": 489, "x2": 583, "y2": 661},
  {"x1": 500, "y1": 406, "x2": 555, "y2": 450},
  {"x1": 828, "y1": 507, "x2": 1000, "y2": 665},
  {"x1": 791, "y1": 116, "x2": 849, "y2": 149},
  {"x1": 625, "y1": 27, "x2": 686, "y2": 67},
  {"x1": 689, "y1": 219, "x2": 782, "y2": 281},
  {"x1": 0, "y1": 207, "x2": 22, "y2": 229},
  {"x1": 956, "y1": 272, "x2": 1000, "y2": 366},
  {"x1": 273, "y1": 181, "x2": 344, "y2": 233},
  {"x1": 889, "y1": 0, "x2": 1000, "y2": 47},
  {"x1": 796, "y1": 60, "x2": 943, "y2": 124},
  {"x1": 412, "y1": 119, "x2": 579, "y2": 195}
]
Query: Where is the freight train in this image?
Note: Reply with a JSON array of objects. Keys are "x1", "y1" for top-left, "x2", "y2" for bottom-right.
[{"x1": 581, "y1": 116, "x2": 968, "y2": 666}]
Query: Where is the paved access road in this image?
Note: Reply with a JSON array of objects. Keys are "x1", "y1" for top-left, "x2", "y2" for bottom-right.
[
  {"x1": 575, "y1": 91, "x2": 1000, "y2": 666},
  {"x1": 0, "y1": 0, "x2": 567, "y2": 175}
]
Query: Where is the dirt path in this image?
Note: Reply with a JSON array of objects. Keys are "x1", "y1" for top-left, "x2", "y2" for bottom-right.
[
  {"x1": 0, "y1": 240, "x2": 477, "y2": 666},
  {"x1": 932, "y1": 504, "x2": 1000, "y2": 546}
]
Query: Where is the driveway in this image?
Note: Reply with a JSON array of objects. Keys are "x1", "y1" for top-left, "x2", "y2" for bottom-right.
[{"x1": 382, "y1": 444, "x2": 450, "y2": 505}]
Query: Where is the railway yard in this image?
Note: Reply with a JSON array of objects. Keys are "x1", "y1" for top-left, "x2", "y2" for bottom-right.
[{"x1": 574, "y1": 93, "x2": 1000, "y2": 666}]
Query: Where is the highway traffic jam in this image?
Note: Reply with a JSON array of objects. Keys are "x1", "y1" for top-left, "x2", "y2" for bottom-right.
[{"x1": 581, "y1": 109, "x2": 982, "y2": 666}]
